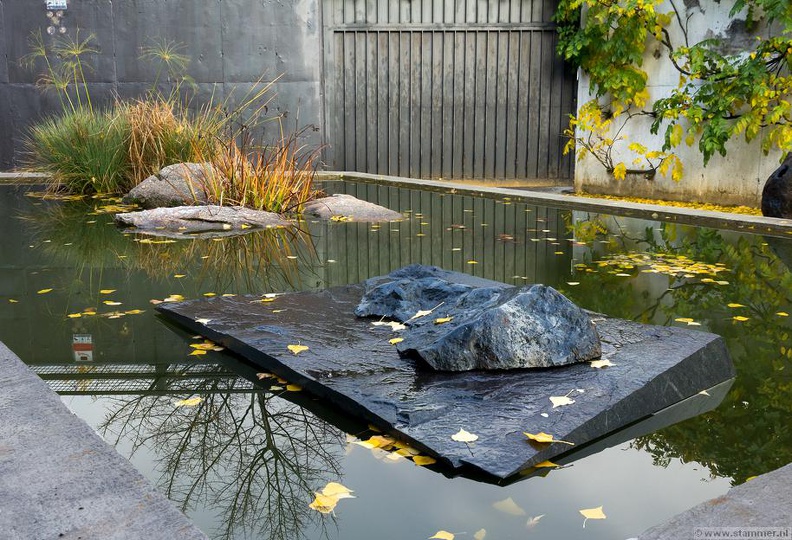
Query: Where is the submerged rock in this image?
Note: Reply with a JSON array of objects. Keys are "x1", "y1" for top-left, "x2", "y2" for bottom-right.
[
  {"x1": 355, "y1": 265, "x2": 601, "y2": 371},
  {"x1": 115, "y1": 205, "x2": 290, "y2": 237},
  {"x1": 761, "y1": 153, "x2": 792, "y2": 218},
  {"x1": 302, "y1": 194, "x2": 402, "y2": 222},
  {"x1": 122, "y1": 163, "x2": 220, "y2": 209}
]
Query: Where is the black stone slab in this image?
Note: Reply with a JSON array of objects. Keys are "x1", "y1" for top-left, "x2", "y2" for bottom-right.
[{"x1": 157, "y1": 276, "x2": 735, "y2": 480}]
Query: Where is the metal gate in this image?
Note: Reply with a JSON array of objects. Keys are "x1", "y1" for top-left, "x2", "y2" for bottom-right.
[{"x1": 322, "y1": 0, "x2": 576, "y2": 180}]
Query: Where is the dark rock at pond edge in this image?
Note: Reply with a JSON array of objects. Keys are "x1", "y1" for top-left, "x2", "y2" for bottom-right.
[
  {"x1": 114, "y1": 205, "x2": 290, "y2": 238},
  {"x1": 156, "y1": 268, "x2": 735, "y2": 481},
  {"x1": 355, "y1": 264, "x2": 601, "y2": 371},
  {"x1": 761, "y1": 153, "x2": 792, "y2": 218},
  {"x1": 302, "y1": 194, "x2": 403, "y2": 222},
  {"x1": 122, "y1": 162, "x2": 219, "y2": 209}
]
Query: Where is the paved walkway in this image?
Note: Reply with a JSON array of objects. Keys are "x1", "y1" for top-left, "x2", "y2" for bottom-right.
[{"x1": 0, "y1": 342, "x2": 207, "y2": 540}]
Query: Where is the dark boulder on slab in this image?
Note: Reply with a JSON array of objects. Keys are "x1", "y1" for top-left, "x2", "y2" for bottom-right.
[
  {"x1": 156, "y1": 267, "x2": 734, "y2": 481},
  {"x1": 355, "y1": 265, "x2": 601, "y2": 371},
  {"x1": 761, "y1": 153, "x2": 792, "y2": 218}
]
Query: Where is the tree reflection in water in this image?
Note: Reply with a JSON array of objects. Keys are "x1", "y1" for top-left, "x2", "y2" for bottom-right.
[{"x1": 99, "y1": 373, "x2": 344, "y2": 540}]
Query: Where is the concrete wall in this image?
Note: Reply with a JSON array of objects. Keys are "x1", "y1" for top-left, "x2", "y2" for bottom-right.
[
  {"x1": 574, "y1": 0, "x2": 784, "y2": 207},
  {"x1": 0, "y1": 0, "x2": 324, "y2": 170}
]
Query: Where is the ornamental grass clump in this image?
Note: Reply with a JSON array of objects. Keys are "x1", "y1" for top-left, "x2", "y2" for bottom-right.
[{"x1": 206, "y1": 127, "x2": 323, "y2": 214}]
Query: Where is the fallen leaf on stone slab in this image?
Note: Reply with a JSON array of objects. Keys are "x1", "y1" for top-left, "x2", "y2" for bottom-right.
[
  {"x1": 534, "y1": 460, "x2": 558, "y2": 468},
  {"x1": 434, "y1": 316, "x2": 453, "y2": 324},
  {"x1": 412, "y1": 455, "x2": 437, "y2": 466},
  {"x1": 550, "y1": 395, "x2": 575, "y2": 408},
  {"x1": 196, "y1": 318, "x2": 212, "y2": 324},
  {"x1": 698, "y1": 390, "x2": 710, "y2": 396},
  {"x1": 429, "y1": 531, "x2": 454, "y2": 540},
  {"x1": 389, "y1": 337, "x2": 404, "y2": 345},
  {"x1": 524, "y1": 432, "x2": 575, "y2": 445},
  {"x1": 173, "y1": 397, "x2": 202, "y2": 407},
  {"x1": 451, "y1": 429, "x2": 478, "y2": 443},
  {"x1": 579, "y1": 506, "x2": 606, "y2": 527},
  {"x1": 590, "y1": 358, "x2": 614, "y2": 369},
  {"x1": 287, "y1": 344, "x2": 309, "y2": 355},
  {"x1": 492, "y1": 496, "x2": 526, "y2": 516},
  {"x1": 372, "y1": 320, "x2": 407, "y2": 331}
]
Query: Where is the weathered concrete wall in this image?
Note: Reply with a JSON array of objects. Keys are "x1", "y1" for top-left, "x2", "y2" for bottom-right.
[
  {"x1": 574, "y1": 0, "x2": 784, "y2": 207},
  {"x1": 0, "y1": 0, "x2": 324, "y2": 170}
]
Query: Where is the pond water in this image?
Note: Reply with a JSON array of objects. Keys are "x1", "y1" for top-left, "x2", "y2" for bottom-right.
[{"x1": 1, "y1": 181, "x2": 791, "y2": 540}]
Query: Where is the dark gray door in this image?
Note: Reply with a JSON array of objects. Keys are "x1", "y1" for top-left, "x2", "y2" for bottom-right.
[{"x1": 322, "y1": 0, "x2": 576, "y2": 180}]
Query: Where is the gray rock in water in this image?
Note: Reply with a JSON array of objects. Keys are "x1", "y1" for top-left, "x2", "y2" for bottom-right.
[
  {"x1": 115, "y1": 205, "x2": 290, "y2": 238},
  {"x1": 356, "y1": 265, "x2": 601, "y2": 371},
  {"x1": 122, "y1": 163, "x2": 220, "y2": 209},
  {"x1": 302, "y1": 194, "x2": 403, "y2": 222}
]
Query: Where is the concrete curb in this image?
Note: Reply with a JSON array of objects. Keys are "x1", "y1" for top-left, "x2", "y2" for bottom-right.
[
  {"x1": 316, "y1": 172, "x2": 792, "y2": 239},
  {"x1": 637, "y1": 462, "x2": 792, "y2": 539},
  {"x1": 0, "y1": 342, "x2": 207, "y2": 540}
]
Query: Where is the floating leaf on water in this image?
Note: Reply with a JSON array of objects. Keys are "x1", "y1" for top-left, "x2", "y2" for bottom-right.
[
  {"x1": 429, "y1": 531, "x2": 454, "y2": 540},
  {"x1": 173, "y1": 397, "x2": 202, "y2": 407},
  {"x1": 534, "y1": 461, "x2": 558, "y2": 468},
  {"x1": 203, "y1": 292, "x2": 216, "y2": 297},
  {"x1": 412, "y1": 455, "x2": 437, "y2": 466},
  {"x1": 526, "y1": 514, "x2": 546, "y2": 529},
  {"x1": 321, "y1": 482, "x2": 355, "y2": 499},
  {"x1": 776, "y1": 312, "x2": 789, "y2": 317},
  {"x1": 474, "y1": 529, "x2": 486, "y2": 540},
  {"x1": 8, "y1": 299, "x2": 18, "y2": 303},
  {"x1": 579, "y1": 506, "x2": 606, "y2": 527},
  {"x1": 550, "y1": 395, "x2": 575, "y2": 408},
  {"x1": 287, "y1": 344, "x2": 309, "y2": 355},
  {"x1": 389, "y1": 337, "x2": 404, "y2": 345},
  {"x1": 434, "y1": 317, "x2": 453, "y2": 325},
  {"x1": 590, "y1": 359, "x2": 614, "y2": 369},
  {"x1": 308, "y1": 493, "x2": 338, "y2": 514},
  {"x1": 99, "y1": 289, "x2": 116, "y2": 294},
  {"x1": 67, "y1": 313, "x2": 82, "y2": 318},
  {"x1": 189, "y1": 349, "x2": 207, "y2": 356},
  {"x1": 523, "y1": 432, "x2": 574, "y2": 445},
  {"x1": 733, "y1": 316, "x2": 749, "y2": 322},
  {"x1": 163, "y1": 294, "x2": 185, "y2": 302},
  {"x1": 675, "y1": 317, "x2": 695, "y2": 324},
  {"x1": 270, "y1": 385, "x2": 283, "y2": 391},
  {"x1": 727, "y1": 303, "x2": 745, "y2": 308},
  {"x1": 467, "y1": 260, "x2": 478, "y2": 265},
  {"x1": 567, "y1": 282, "x2": 580, "y2": 286},
  {"x1": 103, "y1": 300, "x2": 122, "y2": 306},
  {"x1": 37, "y1": 288, "x2": 53, "y2": 294},
  {"x1": 492, "y1": 496, "x2": 526, "y2": 516},
  {"x1": 124, "y1": 309, "x2": 144, "y2": 315},
  {"x1": 286, "y1": 384, "x2": 302, "y2": 392},
  {"x1": 451, "y1": 429, "x2": 478, "y2": 443},
  {"x1": 256, "y1": 372, "x2": 276, "y2": 380}
]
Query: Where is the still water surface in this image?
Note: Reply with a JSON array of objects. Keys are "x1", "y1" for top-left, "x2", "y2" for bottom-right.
[{"x1": 1, "y1": 181, "x2": 790, "y2": 539}]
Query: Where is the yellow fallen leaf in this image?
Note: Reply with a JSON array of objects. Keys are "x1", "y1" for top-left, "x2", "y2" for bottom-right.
[
  {"x1": 389, "y1": 337, "x2": 404, "y2": 345},
  {"x1": 103, "y1": 300, "x2": 122, "y2": 306},
  {"x1": 196, "y1": 318, "x2": 212, "y2": 324},
  {"x1": 580, "y1": 506, "x2": 606, "y2": 527},
  {"x1": 590, "y1": 358, "x2": 614, "y2": 369},
  {"x1": 534, "y1": 460, "x2": 559, "y2": 468},
  {"x1": 733, "y1": 316, "x2": 749, "y2": 322},
  {"x1": 467, "y1": 260, "x2": 478, "y2": 265},
  {"x1": 308, "y1": 493, "x2": 338, "y2": 514},
  {"x1": 777, "y1": 311, "x2": 789, "y2": 317},
  {"x1": 550, "y1": 396, "x2": 575, "y2": 408},
  {"x1": 321, "y1": 482, "x2": 355, "y2": 499},
  {"x1": 492, "y1": 496, "x2": 526, "y2": 516},
  {"x1": 173, "y1": 397, "x2": 202, "y2": 407},
  {"x1": 203, "y1": 292, "x2": 216, "y2": 297},
  {"x1": 124, "y1": 309, "x2": 144, "y2": 315},
  {"x1": 8, "y1": 299, "x2": 18, "y2": 303},
  {"x1": 37, "y1": 288, "x2": 53, "y2": 294},
  {"x1": 371, "y1": 320, "x2": 407, "y2": 331},
  {"x1": 288, "y1": 344, "x2": 309, "y2": 355},
  {"x1": 434, "y1": 317, "x2": 453, "y2": 324},
  {"x1": 675, "y1": 317, "x2": 694, "y2": 323},
  {"x1": 189, "y1": 349, "x2": 207, "y2": 356},
  {"x1": 67, "y1": 313, "x2": 82, "y2": 318},
  {"x1": 412, "y1": 455, "x2": 437, "y2": 466},
  {"x1": 451, "y1": 429, "x2": 478, "y2": 443},
  {"x1": 474, "y1": 529, "x2": 486, "y2": 540},
  {"x1": 256, "y1": 372, "x2": 276, "y2": 379},
  {"x1": 526, "y1": 514, "x2": 545, "y2": 528},
  {"x1": 99, "y1": 289, "x2": 116, "y2": 294},
  {"x1": 286, "y1": 384, "x2": 302, "y2": 392},
  {"x1": 524, "y1": 432, "x2": 575, "y2": 445},
  {"x1": 174, "y1": 274, "x2": 186, "y2": 278},
  {"x1": 727, "y1": 303, "x2": 745, "y2": 308},
  {"x1": 429, "y1": 532, "x2": 454, "y2": 540}
]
